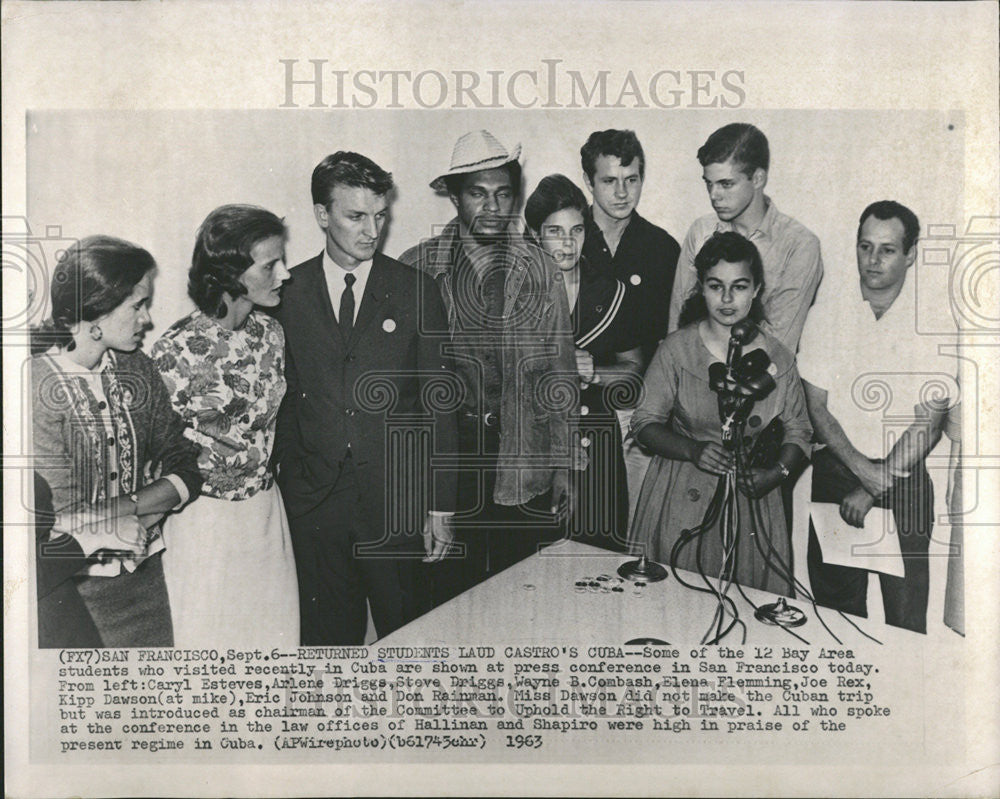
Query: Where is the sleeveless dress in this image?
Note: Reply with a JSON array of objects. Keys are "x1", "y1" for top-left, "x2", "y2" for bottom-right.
[{"x1": 152, "y1": 310, "x2": 299, "y2": 648}]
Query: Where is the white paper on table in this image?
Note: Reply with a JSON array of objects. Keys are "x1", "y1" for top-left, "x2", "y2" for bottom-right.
[{"x1": 809, "y1": 501, "x2": 905, "y2": 578}]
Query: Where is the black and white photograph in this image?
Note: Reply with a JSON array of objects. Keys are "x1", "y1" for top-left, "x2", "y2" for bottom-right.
[{"x1": 3, "y1": 1, "x2": 998, "y2": 796}]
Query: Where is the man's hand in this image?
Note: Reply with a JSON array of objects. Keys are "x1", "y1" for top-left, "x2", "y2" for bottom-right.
[
  {"x1": 854, "y1": 458, "x2": 892, "y2": 499},
  {"x1": 422, "y1": 514, "x2": 454, "y2": 563},
  {"x1": 839, "y1": 486, "x2": 875, "y2": 528},
  {"x1": 574, "y1": 348, "x2": 595, "y2": 385},
  {"x1": 551, "y1": 469, "x2": 573, "y2": 519}
]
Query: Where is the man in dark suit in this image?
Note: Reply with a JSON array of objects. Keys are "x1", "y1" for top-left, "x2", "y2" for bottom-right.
[{"x1": 273, "y1": 152, "x2": 457, "y2": 645}]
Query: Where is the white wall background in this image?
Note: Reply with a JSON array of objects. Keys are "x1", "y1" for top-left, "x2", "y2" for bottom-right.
[
  {"x1": 27, "y1": 108, "x2": 963, "y2": 344},
  {"x1": 25, "y1": 108, "x2": 965, "y2": 633}
]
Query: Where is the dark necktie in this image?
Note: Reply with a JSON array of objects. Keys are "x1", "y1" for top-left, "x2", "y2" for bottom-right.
[{"x1": 339, "y1": 272, "x2": 356, "y2": 337}]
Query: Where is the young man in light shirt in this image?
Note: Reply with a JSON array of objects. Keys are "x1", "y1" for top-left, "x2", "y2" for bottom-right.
[
  {"x1": 668, "y1": 123, "x2": 823, "y2": 353},
  {"x1": 798, "y1": 200, "x2": 956, "y2": 634}
]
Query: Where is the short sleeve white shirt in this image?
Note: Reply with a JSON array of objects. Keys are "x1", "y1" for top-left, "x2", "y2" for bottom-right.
[{"x1": 797, "y1": 273, "x2": 958, "y2": 459}]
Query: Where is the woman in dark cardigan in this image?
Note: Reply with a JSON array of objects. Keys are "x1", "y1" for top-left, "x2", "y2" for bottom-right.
[{"x1": 31, "y1": 236, "x2": 201, "y2": 648}]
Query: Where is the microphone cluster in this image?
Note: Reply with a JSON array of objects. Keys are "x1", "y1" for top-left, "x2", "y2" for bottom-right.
[
  {"x1": 708, "y1": 320, "x2": 776, "y2": 446},
  {"x1": 620, "y1": 318, "x2": 878, "y2": 646}
]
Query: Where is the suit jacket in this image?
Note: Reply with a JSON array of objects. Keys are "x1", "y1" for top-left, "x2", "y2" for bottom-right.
[{"x1": 272, "y1": 251, "x2": 458, "y2": 547}]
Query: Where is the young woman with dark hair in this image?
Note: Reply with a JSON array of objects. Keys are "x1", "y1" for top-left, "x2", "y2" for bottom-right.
[
  {"x1": 151, "y1": 204, "x2": 298, "y2": 647},
  {"x1": 31, "y1": 236, "x2": 202, "y2": 647},
  {"x1": 525, "y1": 174, "x2": 643, "y2": 550},
  {"x1": 628, "y1": 231, "x2": 811, "y2": 593}
]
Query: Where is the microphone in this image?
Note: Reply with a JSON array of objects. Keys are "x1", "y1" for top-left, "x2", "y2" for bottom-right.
[
  {"x1": 708, "y1": 361, "x2": 728, "y2": 394},
  {"x1": 733, "y1": 348, "x2": 775, "y2": 399},
  {"x1": 733, "y1": 348, "x2": 770, "y2": 383},
  {"x1": 734, "y1": 370, "x2": 776, "y2": 400},
  {"x1": 730, "y1": 319, "x2": 758, "y2": 346},
  {"x1": 726, "y1": 319, "x2": 758, "y2": 372},
  {"x1": 725, "y1": 338, "x2": 741, "y2": 372}
]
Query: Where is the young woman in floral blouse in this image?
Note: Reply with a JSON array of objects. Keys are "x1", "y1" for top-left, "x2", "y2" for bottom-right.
[{"x1": 152, "y1": 205, "x2": 297, "y2": 647}]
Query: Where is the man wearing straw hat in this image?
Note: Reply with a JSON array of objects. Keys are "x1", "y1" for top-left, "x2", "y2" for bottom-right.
[{"x1": 400, "y1": 129, "x2": 582, "y2": 604}]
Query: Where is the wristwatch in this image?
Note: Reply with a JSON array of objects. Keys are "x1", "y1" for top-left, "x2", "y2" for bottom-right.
[
  {"x1": 129, "y1": 492, "x2": 139, "y2": 512},
  {"x1": 775, "y1": 462, "x2": 790, "y2": 481}
]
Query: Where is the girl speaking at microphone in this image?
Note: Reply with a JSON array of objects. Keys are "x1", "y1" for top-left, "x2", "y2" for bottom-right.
[{"x1": 627, "y1": 232, "x2": 811, "y2": 593}]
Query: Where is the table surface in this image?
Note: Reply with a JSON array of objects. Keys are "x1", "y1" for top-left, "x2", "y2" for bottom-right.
[{"x1": 379, "y1": 541, "x2": 913, "y2": 648}]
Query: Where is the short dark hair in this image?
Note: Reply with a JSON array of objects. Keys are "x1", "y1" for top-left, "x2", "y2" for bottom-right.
[
  {"x1": 858, "y1": 200, "x2": 920, "y2": 252},
  {"x1": 678, "y1": 231, "x2": 767, "y2": 327},
  {"x1": 696, "y1": 123, "x2": 769, "y2": 177},
  {"x1": 34, "y1": 235, "x2": 157, "y2": 352},
  {"x1": 189, "y1": 204, "x2": 287, "y2": 318},
  {"x1": 580, "y1": 129, "x2": 645, "y2": 181},
  {"x1": 442, "y1": 160, "x2": 522, "y2": 199},
  {"x1": 311, "y1": 151, "x2": 394, "y2": 207},
  {"x1": 524, "y1": 174, "x2": 589, "y2": 232}
]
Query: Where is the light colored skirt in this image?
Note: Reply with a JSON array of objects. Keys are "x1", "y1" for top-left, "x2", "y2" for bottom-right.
[{"x1": 163, "y1": 483, "x2": 299, "y2": 649}]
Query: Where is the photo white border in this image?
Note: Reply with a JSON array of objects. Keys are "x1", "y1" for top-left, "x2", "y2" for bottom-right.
[{"x1": 4, "y1": 2, "x2": 998, "y2": 796}]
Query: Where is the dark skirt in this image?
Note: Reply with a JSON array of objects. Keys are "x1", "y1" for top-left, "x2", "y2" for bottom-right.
[
  {"x1": 569, "y1": 403, "x2": 630, "y2": 553},
  {"x1": 75, "y1": 553, "x2": 173, "y2": 647}
]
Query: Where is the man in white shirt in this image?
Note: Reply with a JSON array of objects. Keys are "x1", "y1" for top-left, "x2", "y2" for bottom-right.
[{"x1": 798, "y1": 200, "x2": 955, "y2": 633}]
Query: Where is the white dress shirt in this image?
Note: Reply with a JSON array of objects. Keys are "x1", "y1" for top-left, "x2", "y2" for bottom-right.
[
  {"x1": 322, "y1": 248, "x2": 373, "y2": 324},
  {"x1": 797, "y1": 273, "x2": 958, "y2": 460}
]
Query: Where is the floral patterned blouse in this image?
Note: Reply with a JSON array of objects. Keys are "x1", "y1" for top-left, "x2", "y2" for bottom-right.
[{"x1": 151, "y1": 310, "x2": 286, "y2": 501}]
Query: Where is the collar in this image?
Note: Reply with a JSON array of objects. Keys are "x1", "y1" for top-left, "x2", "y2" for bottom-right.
[
  {"x1": 674, "y1": 323, "x2": 795, "y2": 380},
  {"x1": 190, "y1": 308, "x2": 242, "y2": 336},
  {"x1": 586, "y1": 205, "x2": 639, "y2": 238},
  {"x1": 47, "y1": 346, "x2": 115, "y2": 376},
  {"x1": 436, "y1": 217, "x2": 522, "y2": 278},
  {"x1": 418, "y1": 218, "x2": 462, "y2": 280},
  {"x1": 858, "y1": 272, "x2": 915, "y2": 322},
  {"x1": 714, "y1": 195, "x2": 777, "y2": 241},
  {"x1": 322, "y1": 248, "x2": 373, "y2": 286}
]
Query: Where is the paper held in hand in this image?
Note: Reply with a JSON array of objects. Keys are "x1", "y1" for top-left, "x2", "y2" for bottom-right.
[{"x1": 810, "y1": 502, "x2": 905, "y2": 578}]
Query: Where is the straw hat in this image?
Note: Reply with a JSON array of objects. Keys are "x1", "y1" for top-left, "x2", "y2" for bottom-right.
[{"x1": 430, "y1": 129, "x2": 522, "y2": 192}]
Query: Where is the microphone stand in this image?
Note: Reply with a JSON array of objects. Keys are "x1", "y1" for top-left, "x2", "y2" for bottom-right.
[{"x1": 620, "y1": 320, "x2": 808, "y2": 641}]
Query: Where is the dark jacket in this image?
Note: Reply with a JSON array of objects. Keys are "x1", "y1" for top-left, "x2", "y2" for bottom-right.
[
  {"x1": 272, "y1": 251, "x2": 458, "y2": 545},
  {"x1": 582, "y1": 209, "x2": 680, "y2": 365}
]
